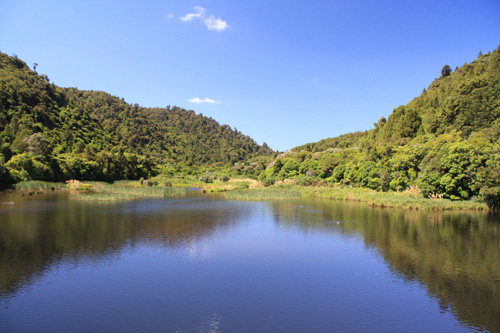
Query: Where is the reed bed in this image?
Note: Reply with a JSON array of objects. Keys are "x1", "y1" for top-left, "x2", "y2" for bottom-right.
[
  {"x1": 298, "y1": 186, "x2": 489, "y2": 211},
  {"x1": 112, "y1": 180, "x2": 139, "y2": 186},
  {"x1": 78, "y1": 181, "x2": 114, "y2": 191},
  {"x1": 14, "y1": 181, "x2": 67, "y2": 191},
  {"x1": 71, "y1": 184, "x2": 188, "y2": 201},
  {"x1": 71, "y1": 192, "x2": 138, "y2": 201},
  {"x1": 225, "y1": 189, "x2": 302, "y2": 201},
  {"x1": 108, "y1": 186, "x2": 188, "y2": 197}
]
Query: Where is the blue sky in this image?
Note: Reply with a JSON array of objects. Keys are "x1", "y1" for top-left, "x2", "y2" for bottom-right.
[{"x1": 1, "y1": 1, "x2": 499, "y2": 152}]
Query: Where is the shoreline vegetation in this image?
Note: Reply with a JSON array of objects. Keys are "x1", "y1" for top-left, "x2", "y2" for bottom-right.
[
  {"x1": 297, "y1": 186, "x2": 488, "y2": 211},
  {"x1": 2, "y1": 48, "x2": 500, "y2": 210},
  {"x1": 3, "y1": 177, "x2": 489, "y2": 211},
  {"x1": 225, "y1": 188, "x2": 302, "y2": 201}
]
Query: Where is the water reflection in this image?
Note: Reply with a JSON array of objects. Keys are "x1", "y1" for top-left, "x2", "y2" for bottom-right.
[
  {"x1": 271, "y1": 199, "x2": 500, "y2": 332},
  {"x1": 1, "y1": 192, "x2": 499, "y2": 331},
  {"x1": 0, "y1": 192, "x2": 252, "y2": 300}
]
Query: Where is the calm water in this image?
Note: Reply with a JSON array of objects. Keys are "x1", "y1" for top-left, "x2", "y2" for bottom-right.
[{"x1": 0, "y1": 191, "x2": 499, "y2": 332}]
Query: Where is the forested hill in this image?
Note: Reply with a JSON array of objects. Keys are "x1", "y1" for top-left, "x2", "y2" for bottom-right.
[
  {"x1": 0, "y1": 52, "x2": 274, "y2": 186},
  {"x1": 293, "y1": 48, "x2": 500, "y2": 153},
  {"x1": 262, "y1": 45, "x2": 500, "y2": 208}
]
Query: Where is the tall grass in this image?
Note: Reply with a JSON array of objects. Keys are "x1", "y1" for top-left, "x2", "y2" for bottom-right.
[
  {"x1": 108, "y1": 185, "x2": 188, "y2": 197},
  {"x1": 71, "y1": 192, "x2": 138, "y2": 201},
  {"x1": 14, "y1": 181, "x2": 67, "y2": 191},
  {"x1": 298, "y1": 186, "x2": 489, "y2": 211},
  {"x1": 71, "y1": 183, "x2": 188, "y2": 201},
  {"x1": 225, "y1": 189, "x2": 302, "y2": 201},
  {"x1": 112, "y1": 180, "x2": 139, "y2": 186}
]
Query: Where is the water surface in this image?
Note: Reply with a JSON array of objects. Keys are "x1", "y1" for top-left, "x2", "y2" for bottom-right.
[{"x1": 0, "y1": 192, "x2": 499, "y2": 332}]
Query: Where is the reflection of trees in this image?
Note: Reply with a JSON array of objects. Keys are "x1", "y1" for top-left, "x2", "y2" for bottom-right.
[
  {"x1": 0, "y1": 193, "x2": 245, "y2": 299},
  {"x1": 271, "y1": 199, "x2": 500, "y2": 333}
]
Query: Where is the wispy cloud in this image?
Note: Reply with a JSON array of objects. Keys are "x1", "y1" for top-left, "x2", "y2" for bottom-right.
[
  {"x1": 180, "y1": 6, "x2": 205, "y2": 22},
  {"x1": 188, "y1": 97, "x2": 221, "y2": 104},
  {"x1": 180, "y1": 6, "x2": 230, "y2": 32},
  {"x1": 166, "y1": 13, "x2": 174, "y2": 20}
]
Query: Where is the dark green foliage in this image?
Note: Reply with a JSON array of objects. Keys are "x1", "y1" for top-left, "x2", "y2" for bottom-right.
[
  {"x1": 0, "y1": 161, "x2": 14, "y2": 189},
  {"x1": 0, "y1": 52, "x2": 274, "y2": 183},
  {"x1": 480, "y1": 187, "x2": 500, "y2": 210},
  {"x1": 292, "y1": 132, "x2": 365, "y2": 153},
  {"x1": 441, "y1": 65, "x2": 452, "y2": 77}
]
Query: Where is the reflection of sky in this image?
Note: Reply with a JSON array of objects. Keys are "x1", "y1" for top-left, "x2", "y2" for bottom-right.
[{"x1": 186, "y1": 241, "x2": 213, "y2": 259}]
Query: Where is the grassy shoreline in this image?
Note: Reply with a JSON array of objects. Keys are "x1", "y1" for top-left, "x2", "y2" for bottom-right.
[
  {"x1": 5, "y1": 179, "x2": 491, "y2": 210},
  {"x1": 296, "y1": 186, "x2": 489, "y2": 211},
  {"x1": 222, "y1": 185, "x2": 488, "y2": 211},
  {"x1": 225, "y1": 188, "x2": 301, "y2": 200}
]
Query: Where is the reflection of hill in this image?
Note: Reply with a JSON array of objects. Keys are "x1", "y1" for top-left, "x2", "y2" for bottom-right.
[
  {"x1": 271, "y1": 199, "x2": 500, "y2": 332},
  {"x1": 363, "y1": 211, "x2": 500, "y2": 333},
  {"x1": 0, "y1": 193, "x2": 247, "y2": 300}
]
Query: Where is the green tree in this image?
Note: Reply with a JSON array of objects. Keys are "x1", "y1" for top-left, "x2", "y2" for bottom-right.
[{"x1": 441, "y1": 65, "x2": 452, "y2": 77}]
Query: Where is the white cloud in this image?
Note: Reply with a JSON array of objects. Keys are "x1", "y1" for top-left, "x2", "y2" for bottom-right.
[
  {"x1": 180, "y1": 6, "x2": 205, "y2": 22},
  {"x1": 166, "y1": 13, "x2": 174, "y2": 20},
  {"x1": 188, "y1": 97, "x2": 221, "y2": 104},
  {"x1": 180, "y1": 6, "x2": 230, "y2": 32},
  {"x1": 204, "y1": 16, "x2": 230, "y2": 32}
]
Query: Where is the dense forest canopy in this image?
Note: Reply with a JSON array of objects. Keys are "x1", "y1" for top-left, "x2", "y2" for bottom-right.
[
  {"x1": 0, "y1": 52, "x2": 274, "y2": 186},
  {"x1": 260, "y1": 46, "x2": 500, "y2": 208}
]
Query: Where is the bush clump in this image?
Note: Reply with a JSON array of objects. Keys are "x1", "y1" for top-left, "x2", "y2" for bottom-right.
[
  {"x1": 219, "y1": 175, "x2": 230, "y2": 182},
  {"x1": 199, "y1": 173, "x2": 214, "y2": 183},
  {"x1": 295, "y1": 175, "x2": 317, "y2": 186}
]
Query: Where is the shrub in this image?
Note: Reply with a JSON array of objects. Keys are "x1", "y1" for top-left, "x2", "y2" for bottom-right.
[
  {"x1": 199, "y1": 174, "x2": 213, "y2": 183},
  {"x1": 5, "y1": 153, "x2": 53, "y2": 181},
  {"x1": 260, "y1": 173, "x2": 275, "y2": 186},
  {"x1": 305, "y1": 169, "x2": 316, "y2": 177},
  {"x1": 480, "y1": 187, "x2": 500, "y2": 210},
  {"x1": 295, "y1": 175, "x2": 316, "y2": 186}
]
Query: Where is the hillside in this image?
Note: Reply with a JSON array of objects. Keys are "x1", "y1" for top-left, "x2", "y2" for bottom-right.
[
  {"x1": 0, "y1": 52, "x2": 274, "y2": 187},
  {"x1": 263, "y1": 46, "x2": 500, "y2": 208}
]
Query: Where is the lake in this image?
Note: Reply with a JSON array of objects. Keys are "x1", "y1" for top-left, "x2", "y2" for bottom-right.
[{"x1": 0, "y1": 191, "x2": 499, "y2": 332}]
